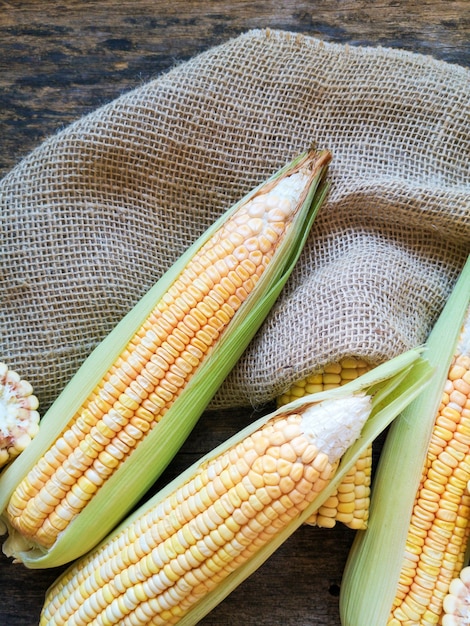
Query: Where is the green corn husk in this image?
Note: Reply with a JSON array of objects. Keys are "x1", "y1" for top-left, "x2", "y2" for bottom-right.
[
  {"x1": 0, "y1": 149, "x2": 331, "y2": 568},
  {"x1": 40, "y1": 347, "x2": 433, "y2": 625},
  {"x1": 340, "y1": 254, "x2": 470, "y2": 626}
]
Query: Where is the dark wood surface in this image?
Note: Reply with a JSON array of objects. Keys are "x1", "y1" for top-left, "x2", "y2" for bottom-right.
[{"x1": 0, "y1": 2, "x2": 469, "y2": 625}]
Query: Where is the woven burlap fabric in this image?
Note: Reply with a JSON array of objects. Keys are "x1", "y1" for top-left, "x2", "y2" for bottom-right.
[{"x1": 1, "y1": 29, "x2": 469, "y2": 412}]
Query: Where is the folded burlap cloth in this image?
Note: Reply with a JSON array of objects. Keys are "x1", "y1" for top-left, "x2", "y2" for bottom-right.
[{"x1": 1, "y1": 29, "x2": 469, "y2": 413}]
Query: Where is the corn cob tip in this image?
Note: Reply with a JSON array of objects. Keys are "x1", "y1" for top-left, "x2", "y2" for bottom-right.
[
  {"x1": 0, "y1": 363, "x2": 40, "y2": 468},
  {"x1": 300, "y1": 393, "x2": 371, "y2": 463}
]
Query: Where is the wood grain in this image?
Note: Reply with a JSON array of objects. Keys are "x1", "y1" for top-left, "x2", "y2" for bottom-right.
[
  {"x1": 1, "y1": 1, "x2": 469, "y2": 175},
  {"x1": 0, "y1": 2, "x2": 468, "y2": 625}
]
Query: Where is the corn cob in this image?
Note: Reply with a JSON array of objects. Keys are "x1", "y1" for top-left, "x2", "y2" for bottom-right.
[
  {"x1": 0, "y1": 149, "x2": 332, "y2": 568},
  {"x1": 278, "y1": 357, "x2": 374, "y2": 529},
  {"x1": 40, "y1": 348, "x2": 432, "y2": 626},
  {"x1": 340, "y1": 255, "x2": 470, "y2": 626},
  {"x1": 0, "y1": 363, "x2": 40, "y2": 468}
]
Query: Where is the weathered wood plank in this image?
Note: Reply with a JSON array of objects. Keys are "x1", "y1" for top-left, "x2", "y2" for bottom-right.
[{"x1": 1, "y1": 1, "x2": 468, "y2": 174}]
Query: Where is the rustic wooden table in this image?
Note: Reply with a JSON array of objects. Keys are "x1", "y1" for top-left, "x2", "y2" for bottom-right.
[{"x1": 0, "y1": 2, "x2": 469, "y2": 625}]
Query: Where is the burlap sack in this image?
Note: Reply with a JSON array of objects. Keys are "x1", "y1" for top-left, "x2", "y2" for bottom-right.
[{"x1": 1, "y1": 29, "x2": 469, "y2": 413}]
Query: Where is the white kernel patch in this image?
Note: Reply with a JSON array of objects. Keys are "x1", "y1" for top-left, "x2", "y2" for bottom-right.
[
  {"x1": 0, "y1": 365, "x2": 40, "y2": 463},
  {"x1": 300, "y1": 394, "x2": 372, "y2": 463}
]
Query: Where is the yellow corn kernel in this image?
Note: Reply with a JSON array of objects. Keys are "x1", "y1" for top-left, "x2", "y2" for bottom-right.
[{"x1": 277, "y1": 356, "x2": 374, "y2": 529}]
